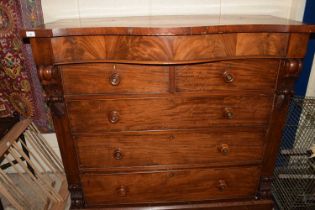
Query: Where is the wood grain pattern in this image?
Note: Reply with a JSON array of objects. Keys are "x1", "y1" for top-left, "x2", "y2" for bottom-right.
[
  {"x1": 61, "y1": 64, "x2": 169, "y2": 94},
  {"x1": 67, "y1": 95, "x2": 273, "y2": 133},
  {"x1": 29, "y1": 38, "x2": 54, "y2": 65},
  {"x1": 81, "y1": 166, "x2": 261, "y2": 205},
  {"x1": 51, "y1": 34, "x2": 288, "y2": 63},
  {"x1": 175, "y1": 59, "x2": 280, "y2": 92},
  {"x1": 76, "y1": 129, "x2": 265, "y2": 169},
  {"x1": 235, "y1": 33, "x2": 288, "y2": 56},
  {"x1": 286, "y1": 33, "x2": 310, "y2": 58},
  {"x1": 51, "y1": 36, "x2": 106, "y2": 62}
]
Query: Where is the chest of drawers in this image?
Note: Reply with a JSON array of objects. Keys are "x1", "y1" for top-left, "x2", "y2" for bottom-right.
[{"x1": 23, "y1": 15, "x2": 315, "y2": 209}]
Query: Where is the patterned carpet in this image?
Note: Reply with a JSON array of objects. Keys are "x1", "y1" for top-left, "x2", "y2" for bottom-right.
[{"x1": 0, "y1": 0, "x2": 53, "y2": 132}]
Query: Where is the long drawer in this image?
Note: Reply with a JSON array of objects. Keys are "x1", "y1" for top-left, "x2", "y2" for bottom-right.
[
  {"x1": 81, "y1": 166, "x2": 261, "y2": 205},
  {"x1": 76, "y1": 129, "x2": 265, "y2": 169},
  {"x1": 67, "y1": 95, "x2": 273, "y2": 132}
]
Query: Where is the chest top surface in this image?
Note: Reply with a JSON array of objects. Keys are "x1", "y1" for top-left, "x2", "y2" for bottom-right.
[{"x1": 21, "y1": 15, "x2": 315, "y2": 37}]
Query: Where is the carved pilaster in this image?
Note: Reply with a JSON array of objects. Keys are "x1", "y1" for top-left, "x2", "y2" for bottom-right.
[
  {"x1": 69, "y1": 184, "x2": 85, "y2": 209},
  {"x1": 261, "y1": 58, "x2": 304, "y2": 187},
  {"x1": 38, "y1": 65, "x2": 65, "y2": 116},
  {"x1": 256, "y1": 176, "x2": 273, "y2": 200}
]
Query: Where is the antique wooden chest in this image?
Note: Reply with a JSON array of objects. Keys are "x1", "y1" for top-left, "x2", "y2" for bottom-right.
[{"x1": 22, "y1": 15, "x2": 315, "y2": 209}]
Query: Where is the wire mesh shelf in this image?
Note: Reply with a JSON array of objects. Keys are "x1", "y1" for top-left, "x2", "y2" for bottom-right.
[{"x1": 272, "y1": 96, "x2": 315, "y2": 210}]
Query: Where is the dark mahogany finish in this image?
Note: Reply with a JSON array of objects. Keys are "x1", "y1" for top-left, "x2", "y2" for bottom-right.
[
  {"x1": 23, "y1": 15, "x2": 315, "y2": 209},
  {"x1": 81, "y1": 166, "x2": 261, "y2": 205}
]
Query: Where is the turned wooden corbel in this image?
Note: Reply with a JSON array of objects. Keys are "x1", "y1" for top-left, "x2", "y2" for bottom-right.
[
  {"x1": 283, "y1": 59, "x2": 303, "y2": 78},
  {"x1": 38, "y1": 65, "x2": 65, "y2": 116},
  {"x1": 38, "y1": 65, "x2": 57, "y2": 82}
]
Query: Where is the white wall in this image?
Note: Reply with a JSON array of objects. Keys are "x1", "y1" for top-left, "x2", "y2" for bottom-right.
[
  {"x1": 306, "y1": 56, "x2": 315, "y2": 96},
  {"x1": 40, "y1": 0, "x2": 309, "y2": 156},
  {"x1": 42, "y1": 0, "x2": 306, "y2": 23}
]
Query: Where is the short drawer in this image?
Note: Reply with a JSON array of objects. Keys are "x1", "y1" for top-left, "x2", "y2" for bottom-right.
[
  {"x1": 61, "y1": 64, "x2": 169, "y2": 94},
  {"x1": 76, "y1": 129, "x2": 264, "y2": 169},
  {"x1": 81, "y1": 166, "x2": 261, "y2": 205},
  {"x1": 67, "y1": 95, "x2": 273, "y2": 132},
  {"x1": 175, "y1": 59, "x2": 280, "y2": 93}
]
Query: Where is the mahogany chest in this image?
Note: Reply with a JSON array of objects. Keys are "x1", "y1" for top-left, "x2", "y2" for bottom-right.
[{"x1": 23, "y1": 15, "x2": 315, "y2": 209}]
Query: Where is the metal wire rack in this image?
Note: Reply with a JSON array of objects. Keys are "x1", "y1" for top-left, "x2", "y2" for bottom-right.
[{"x1": 272, "y1": 96, "x2": 315, "y2": 210}]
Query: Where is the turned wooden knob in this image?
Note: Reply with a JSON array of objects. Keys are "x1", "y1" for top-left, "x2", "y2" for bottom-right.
[
  {"x1": 116, "y1": 186, "x2": 128, "y2": 197},
  {"x1": 218, "y1": 144, "x2": 230, "y2": 155},
  {"x1": 224, "y1": 108, "x2": 233, "y2": 119},
  {"x1": 108, "y1": 111, "x2": 120, "y2": 123},
  {"x1": 217, "y1": 180, "x2": 227, "y2": 191},
  {"x1": 109, "y1": 73, "x2": 120, "y2": 86},
  {"x1": 223, "y1": 71, "x2": 234, "y2": 83},
  {"x1": 113, "y1": 149, "x2": 123, "y2": 160}
]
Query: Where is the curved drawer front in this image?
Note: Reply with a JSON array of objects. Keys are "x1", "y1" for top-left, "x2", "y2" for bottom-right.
[
  {"x1": 61, "y1": 59, "x2": 280, "y2": 95},
  {"x1": 61, "y1": 64, "x2": 169, "y2": 95},
  {"x1": 51, "y1": 33, "x2": 288, "y2": 63},
  {"x1": 175, "y1": 59, "x2": 280, "y2": 93},
  {"x1": 76, "y1": 129, "x2": 264, "y2": 169},
  {"x1": 67, "y1": 96, "x2": 273, "y2": 133},
  {"x1": 81, "y1": 166, "x2": 260, "y2": 205}
]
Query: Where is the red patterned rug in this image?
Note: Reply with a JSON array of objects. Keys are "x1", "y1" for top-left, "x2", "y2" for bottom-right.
[{"x1": 0, "y1": 0, "x2": 53, "y2": 132}]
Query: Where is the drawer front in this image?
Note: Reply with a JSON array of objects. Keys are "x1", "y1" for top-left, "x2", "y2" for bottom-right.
[
  {"x1": 51, "y1": 34, "x2": 288, "y2": 63},
  {"x1": 81, "y1": 166, "x2": 261, "y2": 205},
  {"x1": 61, "y1": 64, "x2": 169, "y2": 94},
  {"x1": 67, "y1": 96, "x2": 273, "y2": 132},
  {"x1": 175, "y1": 59, "x2": 279, "y2": 92},
  {"x1": 76, "y1": 129, "x2": 264, "y2": 169}
]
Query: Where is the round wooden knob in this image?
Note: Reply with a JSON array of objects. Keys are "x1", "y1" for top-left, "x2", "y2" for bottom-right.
[
  {"x1": 109, "y1": 73, "x2": 120, "y2": 86},
  {"x1": 224, "y1": 108, "x2": 233, "y2": 119},
  {"x1": 223, "y1": 71, "x2": 234, "y2": 83},
  {"x1": 113, "y1": 149, "x2": 123, "y2": 160},
  {"x1": 116, "y1": 186, "x2": 128, "y2": 197},
  {"x1": 217, "y1": 180, "x2": 227, "y2": 191},
  {"x1": 108, "y1": 111, "x2": 120, "y2": 123},
  {"x1": 218, "y1": 144, "x2": 229, "y2": 155}
]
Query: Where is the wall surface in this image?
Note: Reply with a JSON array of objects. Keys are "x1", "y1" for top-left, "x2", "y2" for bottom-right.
[
  {"x1": 42, "y1": 0, "x2": 305, "y2": 23},
  {"x1": 306, "y1": 56, "x2": 315, "y2": 96},
  {"x1": 39, "y1": 0, "x2": 310, "y2": 155}
]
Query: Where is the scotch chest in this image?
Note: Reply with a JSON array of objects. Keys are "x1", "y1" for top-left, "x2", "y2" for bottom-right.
[{"x1": 23, "y1": 15, "x2": 315, "y2": 209}]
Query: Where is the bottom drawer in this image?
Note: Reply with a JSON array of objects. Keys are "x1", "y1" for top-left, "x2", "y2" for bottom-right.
[{"x1": 81, "y1": 166, "x2": 261, "y2": 205}]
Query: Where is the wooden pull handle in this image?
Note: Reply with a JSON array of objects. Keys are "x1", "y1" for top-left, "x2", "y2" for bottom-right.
[
  {"x1": 224, "y1": 108, "x2": 233, "y2": 119},
  {"x1": 223, "y1": 71, "x2": 234, "y2": 83},
  {"x1": 113, "y1": 149, "x2": 123, "y2": 160},
  {"x1": 218, "y1": 144, "x2": 229, "y2": 155},
  {"x1": 117, "y1": 186, "x2": 128, "y2": 197},
  {"x1": 108, "y1": 111, "x2": 120, "y2": 124},
  {"x1": 109, "y1": 73, "x2": 120, "y2": 86},
  {"x1": 217, "y1": 180, "x2": 227, "y2": 191}
]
